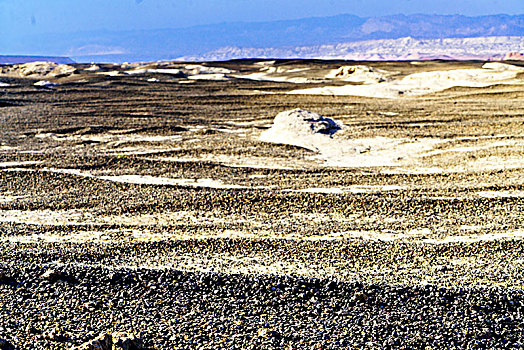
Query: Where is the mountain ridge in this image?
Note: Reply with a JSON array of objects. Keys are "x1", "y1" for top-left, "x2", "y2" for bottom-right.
[{"x1": 181, "y1": 36, "x2": 524, "y2": 62}]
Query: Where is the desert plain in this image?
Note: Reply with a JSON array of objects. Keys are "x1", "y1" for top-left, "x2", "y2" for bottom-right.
[{"x1": 0, "y1": 59, "x2": 524, "y2": 349}]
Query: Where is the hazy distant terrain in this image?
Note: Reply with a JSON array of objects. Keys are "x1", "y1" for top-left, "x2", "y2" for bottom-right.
[
  {"x1": 5, "y1": 14, "x2": 524, "y2": 62},
  {"x1": 0, "y1": 56, "x2": 74, "y2": 65}
]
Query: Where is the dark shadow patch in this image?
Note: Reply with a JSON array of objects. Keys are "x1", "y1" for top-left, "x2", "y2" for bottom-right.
[
  {"x1": 46, "y1": 126, "x2": 116, "y2": 135},
  {"x1": 0, "y1": 100, "x2": 21, "y2": 107},
  {"x1": 118, "y1": 125, "x2": 189, "y2": 134}
]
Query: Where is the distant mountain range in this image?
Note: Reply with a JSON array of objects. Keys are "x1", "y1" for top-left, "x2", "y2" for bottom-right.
[
  {"x1": 181, "y1": 36, "x2": 524, "y2": 62},
  {"x1": 4, "y1": 14, "x2": 524, "y2": 62}
]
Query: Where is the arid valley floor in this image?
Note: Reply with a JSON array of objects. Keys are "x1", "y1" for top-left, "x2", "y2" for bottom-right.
[{"x1": 1, "y1": 59, "x2": 524, "y2": 349}]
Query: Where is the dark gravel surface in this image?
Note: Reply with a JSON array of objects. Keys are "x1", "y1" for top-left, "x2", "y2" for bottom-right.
[{"x1": 1, "y1": 264, "x2": 524, "y2": 349}]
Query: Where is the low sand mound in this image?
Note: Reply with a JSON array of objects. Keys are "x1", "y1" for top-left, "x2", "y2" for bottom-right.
[
  {"x1": 125, "y1": 65, "x2": 234, "y2": 80},
  {"x1": 260, "y1": 109, "x2": 341, "y2": 152},
  {"x1": 125, "y1": 68, "x2": 186, "y2": 77},
  {"x1": 290, "y1": 62, "x2": 524, "y2": 98},
  {"x1": 233, "y1": 65, "x2": 325, "y2": 83},
  {"x1": 184, "y1": 64, "x2": 235, "y2": 74},
  {"x1": 261, "y1": 109, "x2": 341, "y2": 139},
  {"x1": 326, "y1": 65, "x2": 393, "y2": 83},
  {"x1": 482, "y1": 62, "x2": 524, "y2": 71},
  {"x1": 85, "y1": 64, "x2": 101, "y2": 72},
  {"x1": 260, "y1": 109, "x2": 440, "y2": 167},
  {"x1": 0, "y1": 61, "x2": 77, "y2": 78}
]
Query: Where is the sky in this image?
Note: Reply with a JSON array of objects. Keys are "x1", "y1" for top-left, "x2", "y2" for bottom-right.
[{"x1": 1, "y1": 0, "x2": 524, "y2": 37}]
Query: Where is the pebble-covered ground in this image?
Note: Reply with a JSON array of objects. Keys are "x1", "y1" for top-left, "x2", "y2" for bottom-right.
[{"x1": 1, "y1": 60, "x2": 524, "y2": 349}]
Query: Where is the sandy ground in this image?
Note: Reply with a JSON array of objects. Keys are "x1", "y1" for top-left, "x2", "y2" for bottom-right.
[{"x1": 1, "y1": 59, "x2": 524, "y2": 349}]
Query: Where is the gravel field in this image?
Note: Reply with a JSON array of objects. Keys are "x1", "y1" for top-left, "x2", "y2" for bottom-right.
[{"x1": 1, "y1": 59, "x2": 524, "y2": 349}]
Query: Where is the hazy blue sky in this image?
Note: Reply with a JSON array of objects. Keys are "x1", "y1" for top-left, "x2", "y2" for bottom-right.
[{"x1": 2, "y1": 0, "x2": 524, "y2": 36}]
